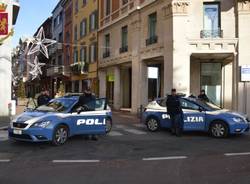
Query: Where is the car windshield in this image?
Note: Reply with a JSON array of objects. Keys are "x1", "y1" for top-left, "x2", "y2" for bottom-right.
[
  {"x1": 189, "y1": 98, "x2": 221, "y2": 111},
  {"x1": 36, "y1": 98, "x2": 76, "y2": 112}
]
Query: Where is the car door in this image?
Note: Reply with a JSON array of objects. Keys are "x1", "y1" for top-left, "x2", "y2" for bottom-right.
[
  {"x1": 157, "y1": 98, "x2": 172, "y2": 128},
  {"x1": 180, "y1": 99, "x2": 206, "y2": 131},
  {"x1": 70, "y1": 98, "x2": 107, "y2": 135}
]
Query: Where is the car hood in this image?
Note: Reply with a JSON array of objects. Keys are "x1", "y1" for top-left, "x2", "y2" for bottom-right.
[{"x1": 13, "y1": 111, "x2": 48, "y2": 123}]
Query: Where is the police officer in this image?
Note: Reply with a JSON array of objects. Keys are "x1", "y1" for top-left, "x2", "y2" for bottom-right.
[
  {"x1": 198, "y1": 89, "x2": 209, "y2": 102},
  {"x1": 166, "y1": 89, "x2": 184, "y2": 136}
]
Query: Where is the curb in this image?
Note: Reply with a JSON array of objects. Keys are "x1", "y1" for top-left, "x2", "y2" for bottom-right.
[{"x1": 0, "y1": 126, "x2": 8, "y2": 131}]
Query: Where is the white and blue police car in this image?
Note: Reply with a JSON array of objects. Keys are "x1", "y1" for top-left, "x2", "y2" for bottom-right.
[
  {"x1": 143, "y1": 97, "x2": 250, "y2": 138},
  {"x1": 8, "y1": 95, "x2": 112, "y2": 145}
]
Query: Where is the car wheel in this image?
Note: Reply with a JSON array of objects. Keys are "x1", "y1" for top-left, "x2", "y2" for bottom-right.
[
  {"x1": 52, "y1": 125, "x2": 69, "y2": 146},
  {"x1": 146, "y1": 117, "x2": 160, "y2": 132},
  {"x1": 105, "y1": 118, "x2": 112, "y2": 133},
  {"x1": 210, "y1": 121, "x2": 229, "y2": 138}
]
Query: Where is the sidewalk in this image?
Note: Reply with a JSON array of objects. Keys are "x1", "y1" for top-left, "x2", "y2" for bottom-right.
[
  {"x1": 112, "y1": 111, "x2": 141, "y2": 124},
  {"x1": 0, "y1": 103, "x2": 26, "y2": 130}
]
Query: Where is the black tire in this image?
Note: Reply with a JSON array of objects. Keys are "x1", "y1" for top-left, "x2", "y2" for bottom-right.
[
  {"x1": 146, "y1": 117, "x2": 160, "y2": 132},
  {"x1": 52, "y1": 125, "x2": 69, "y2": 146},
  {"x1": 210, "y1": 121, "x2": 229, "y2": 138},
  {"x1": 105, "y1": 118, "x2": 112, "y2": 133}
]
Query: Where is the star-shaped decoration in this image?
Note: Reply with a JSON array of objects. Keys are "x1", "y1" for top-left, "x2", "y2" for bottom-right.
[
  {"x1": 27, "y1": 27, "x2": 57, "y2": 59},
  {"x1": 28, "y1": 56, "x2": 45, "y2": 80}
]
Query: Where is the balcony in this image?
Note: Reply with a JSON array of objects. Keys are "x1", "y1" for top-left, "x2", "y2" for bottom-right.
[
  {"x1": 146, "y1": 36, "x2": 158, "y2": 46},
  {"x1": 47, "y1": 66, "x2": 69, "y2": 77},
  {"x1": 49, "y1": 43, "x2": 63, "y2": 55},
  {"x1": 103, "y1": 51, "x2": 110, "y2": 58},
  {"x1": 119, "y1": 45, "x2": 128, "y2": 53},
  {"x1": 200, "y1": 29, "x2": 223, "y2": 39},
  {"x1": 70, "y1": 62, "x2": 89, "y2": 75}
]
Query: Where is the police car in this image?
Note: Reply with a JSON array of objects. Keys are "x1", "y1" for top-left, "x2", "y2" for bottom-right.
[
  {"x1": 143, "y1": 97, "x2": 250, "y2": 138},
  {"x1": 8, "y1": 95, "x2": 112, "y2": 145}
]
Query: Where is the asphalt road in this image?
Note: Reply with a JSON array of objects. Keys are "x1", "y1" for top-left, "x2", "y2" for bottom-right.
[{"x1": 1, "y1": 117, "x2": 250, "y2": 184}]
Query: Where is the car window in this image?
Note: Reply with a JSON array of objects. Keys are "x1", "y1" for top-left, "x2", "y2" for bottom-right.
[
  {"x1": 157, "y1": 99, "x2": 166, "y2": 107},
  {"x1": 180, "y1": 99, "x2": 200, "y2": 111},
  {"x1": 36, "y1": 99, "x2": 75, "y2": 112},
  {"x1": 72, "y1": 98, "x2": 107, "y2": 112}
]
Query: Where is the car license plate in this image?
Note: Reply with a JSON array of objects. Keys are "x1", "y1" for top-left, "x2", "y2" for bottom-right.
[{"x1": 13, "y1": 129, "x2": 22, "y2": 135}]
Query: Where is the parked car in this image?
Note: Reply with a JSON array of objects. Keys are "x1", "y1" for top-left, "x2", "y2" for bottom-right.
[
  {"x1": 8, "y1": 95, "x2": 112, "y2": 145},
  {"x1": 143, "y1": 97, "x2": 250, "y2": 138}
]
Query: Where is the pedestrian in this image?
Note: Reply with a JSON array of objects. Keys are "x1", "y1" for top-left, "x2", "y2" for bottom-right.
[
  {"x1": 37, "y1": 90, "x2": 51, "y2": 106},
  {"x1": 166, "y1": 89, "x2": 184, "y2": 137},
  {"x1": 198, "y1": 89, "x2": 209, "y2": 102},
  {"x1": 78, "y1": 87, "x2": 98, "y2": 141}
]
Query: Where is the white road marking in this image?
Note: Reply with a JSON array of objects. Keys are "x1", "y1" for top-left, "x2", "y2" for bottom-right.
[
  {"x1": 0, "y1": 131, "x2": 8, "y2": 141},
  {"x1": 0, "y1": 159, "x2": 10, "y2": 163},
  {"x1": 123, "y1": 128, "x2": 147, "y2": 135},
  {"x1": 115, "y1": 124, "x2": 126, "y2": 129},
  {"x1": 52, "y1": 160, "x2": 100, "y2": 163},
  {"x1": 133, "y1": 124, "x2": 145, "y2": 128},
  {"x1": 108, "y1": 131, "x2": 123, "y2": 136},
  {"x1": 142, "y1": 156, "x2": 188, "y2": 161},
  {"x1": 224, "y1": 152, "x2": 250, "y2": 157}
]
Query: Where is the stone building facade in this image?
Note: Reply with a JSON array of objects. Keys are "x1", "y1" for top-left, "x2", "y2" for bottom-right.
[{"x1": 98, "y1": 0, "x2": 250, "y2": 116}]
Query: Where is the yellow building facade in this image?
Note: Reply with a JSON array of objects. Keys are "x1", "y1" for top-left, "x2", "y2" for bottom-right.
[{"x1": 71, "y1": 0, "x2": 98, "y2": 94}]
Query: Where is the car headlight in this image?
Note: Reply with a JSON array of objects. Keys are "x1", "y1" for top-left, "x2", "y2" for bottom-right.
[
  {"x1": 31, "y1": 121, "x2": 51, "y2": 128},
  {"x1": 232, "y1": 117, "x2": 244, "y2": 123}
]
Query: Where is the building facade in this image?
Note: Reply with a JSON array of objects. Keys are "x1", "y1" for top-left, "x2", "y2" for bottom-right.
[
  {"x1": 0, "y1": 0, "x2": 19, "y2": 117},
  {"x1": 62, "y1": 0, "x2": 73, "y2": 93},
  {"x1": 47, "y1": 0, "x2": 69, "y2": 97},
  {"x1": 71, "y1": 0, "x2": 98, "y2": 94},
  {"x1": 98, "y1": 0, "x2": 250, "y2": 116}
]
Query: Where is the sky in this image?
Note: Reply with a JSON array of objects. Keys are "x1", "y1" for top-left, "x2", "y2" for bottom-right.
[{"x1": 12, "y1": 0, "x2": 59, "y2": 47}]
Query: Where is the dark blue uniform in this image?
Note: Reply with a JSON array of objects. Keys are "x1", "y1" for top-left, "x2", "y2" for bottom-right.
[{"x1": 166, "y1": 95, "x2": 184, "y2": 136}]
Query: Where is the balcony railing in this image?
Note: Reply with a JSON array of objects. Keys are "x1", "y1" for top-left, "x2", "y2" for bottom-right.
[
  {"x1": 119, "y1": 45, "x2": 128, "y2": 53},
  {"x1": 103, "y1": 51, "x2": 110, "y2": 58},
  {"x1": 200, "y1": 29, "x2": 223, "y2": 38},
  {"x1": 146, "y1": 35, "x2": 158, "y2": 46},
  {"x1": 70, "y1": 62, "x2": 89, "y2": 75},
  {"x1": 49, "y1": 43, "x2": 63, "y2": 55},
  {"x1": 47, "y1": 66, "x2": 67, "y2": 77}
]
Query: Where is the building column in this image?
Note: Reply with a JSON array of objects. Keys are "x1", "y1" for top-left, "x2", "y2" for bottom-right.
[
  {"x1": 232, "y1": 54, "x2": 238, "y2": 111},
  {"x1": 99, "y1": 70, "x2": 106, "y2": 98},
  {"x1": 113, "y1": 66, "x2": 121, "y2": 110},
  {"x1": 131, "y1": 57, "x2": 148, "y2": 113},
  {"x1": 163, "y1": 52, "x2": 173, "y2": 96},
  {"x1": 71, "y1": 81, "x2": 75, "y2": 92},
  {"x1": 79, "y1": 80, "x2": 82, "y2": 93}
]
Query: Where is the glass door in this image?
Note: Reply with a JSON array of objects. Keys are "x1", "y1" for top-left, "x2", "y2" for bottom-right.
[{"x1": 201, "y1": 63, "x2": 222, "y2": 107}]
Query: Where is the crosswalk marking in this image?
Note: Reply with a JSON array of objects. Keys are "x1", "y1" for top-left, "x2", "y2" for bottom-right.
[
  {"x1": 133, "y1": 124, "x2": 145, "y2": 128},
  {"x1": 108, "y1": 131, "x2": 123, "y2": 136},
  {"x1": 123, "y1": 128, "x2": 147, "y2": 135},
  {"x1": 0, "y1": 131, "x2": 8, "y2": 141}
]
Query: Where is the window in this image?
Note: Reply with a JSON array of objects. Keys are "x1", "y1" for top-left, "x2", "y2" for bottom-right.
[
  {"x1": 105, "y1": 0, "x2": 111, "y2": 16},
  {"x1": 121, "y1": 0, "x2": 128, "y2": 6},
  {"x1": 74, "y1": 25, "x2": 78, "y2": 41},
  {"x1": 203, "y1": 2, "x2": 221, "y2": 38},
  {"x1": 90, "y1": 11, "x2": 98, "y2": 31},
  {"x1": 180, "y1": 99, "x2": 200, "y2": 111},
  {"x1": 80, "y1": 46, "x2": 87, "y2": 63},
  {"x1": 120, "y1": 26, "x2": 128, "y2": 53},
  {"x1": 89, "y1": 42, "x2": 97, "y2": 63},
  {"x1": 75, "y1": 0, "x2": 79, "y2": 13},
  {"x1": 103, "y1": 34, "x2": 110, "y2": 58},
  {"x1": 82, "y1": 0, "x2": 87, "y2": 6},
  {"x1": 58, "y1": 55, "x2": 62, "y2": 66},
  {"x1": 148, "y1": 12, "x2": 157, "y2": 38},
  {"x1": 146, "y1": 12, "x2": 158, "y2": 45},
  {"x1": 74, "y1": 48, "x2": 78, "y2": 63},
  {"x1": 53, "y1": 18, "x2": 57, "y2": 28},
  {"x1": 80, "y1": 19, "x2": 87, "y2": 37},
  {"x1": 58, "y1": 32, "x2": 63, "y2": 43}
]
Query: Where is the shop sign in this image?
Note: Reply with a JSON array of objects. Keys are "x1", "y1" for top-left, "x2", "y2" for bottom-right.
[{"x1": 241, "y1": 65, "x2": 250, "y2": 82}]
